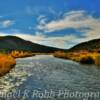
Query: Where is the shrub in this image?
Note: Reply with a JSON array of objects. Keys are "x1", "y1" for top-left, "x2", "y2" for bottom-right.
[
  {"x1": 80, "y1": 56, "x2": 95, "y2": 64},
  {"x1": 95, "y1": 56, "x2": 100, "y2": 66}
]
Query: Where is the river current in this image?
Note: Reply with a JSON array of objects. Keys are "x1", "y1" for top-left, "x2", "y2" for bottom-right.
[{"x1": 0, "y1": 55, "x2": 100, "y2": 100}]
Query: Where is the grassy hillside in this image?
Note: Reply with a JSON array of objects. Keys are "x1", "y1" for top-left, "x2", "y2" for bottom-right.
[
  {"x1": 54, "y1": 39, "x2": 100, "y2": 66},
  {"x1": 69, "y1": 39, "x2": 100, "y2": 52},
  {"x1": 0, "y1": 36, "x2": 65, "y2": 53}
]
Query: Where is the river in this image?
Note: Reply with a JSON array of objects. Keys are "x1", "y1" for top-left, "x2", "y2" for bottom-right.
[{"x1": 0, "y1": 55, "x2": 100, "y2": 100}]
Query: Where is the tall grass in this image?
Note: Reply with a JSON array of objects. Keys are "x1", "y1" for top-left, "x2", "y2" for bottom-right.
[
  {"x1": 95, "y1": 56, "x2": 100, "y2": 66},
  {"x1": 0, "y1": 54, "x2": 16, "y2": 76}
]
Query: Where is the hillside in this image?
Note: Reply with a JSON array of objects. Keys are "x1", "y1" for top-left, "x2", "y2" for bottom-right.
[
  {"x1": 54, "y1": 38, "x2": 100, "y2": 65},
  {"x1": 69, "y1": 39, "x2": 100, "y2": 52},
  {"x1": 0, "y1": 36, "x2": 65, "y2": 53}
]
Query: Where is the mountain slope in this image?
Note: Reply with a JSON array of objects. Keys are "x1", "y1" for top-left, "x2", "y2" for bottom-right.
[
  {"x1": 69, "y1": 39, "x2": 100, "y2": 52},
  {"x1": 0, "y1": 36, "x2": 65, "y2": 53}
]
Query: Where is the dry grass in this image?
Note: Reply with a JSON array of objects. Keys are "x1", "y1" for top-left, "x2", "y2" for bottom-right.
[
  {"x1": 0, "y1": 50, "x2": 36, "y2": 77},
  {"x1": 95, "y1": 56, "x2": 100, "y2": 66},
  {"x1": 0, "y1": 54, "x2": 16, "y2": 76},
  {"x1": 11, "y1": 50, "x2": 35, "y2": 58},
  {"x1": 0, "y1": 50, "x2": 37, "y2": 76},
  {"x1": 54, "y1": 51, "x2": 100, "y2": 66}
]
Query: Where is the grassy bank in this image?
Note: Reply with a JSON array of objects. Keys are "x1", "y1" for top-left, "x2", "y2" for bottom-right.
[
  {"x1": 0, "y1": 51, "x2": 36, "y2": 77},
  {"x1": 1, "y1": 49, "x2": 100, "y2": 77},
  {"x1": 0, "y1": 54, "x2": 16, "y2": 76},
  {"x1": 11, "y1": 50, "x2": 35, "y2": 58},
  {"x1": 54, "y1": 51, "x2": 100, "y2": 66}
]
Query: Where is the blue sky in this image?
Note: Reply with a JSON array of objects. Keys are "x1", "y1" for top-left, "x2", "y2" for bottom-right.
[{"x1": 0, "y1": 0, "x2": 100, "y2": 49}]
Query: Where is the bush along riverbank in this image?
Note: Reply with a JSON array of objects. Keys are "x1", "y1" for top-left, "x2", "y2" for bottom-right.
[
  {"x1": 0, "y1": 54, "x2": 16, "y2": 77},
  {"x1": 0, "y1": 51, "x2": 35, "y2": 77},
  {"x1": 54, "y1": 51, "x2": 100, "y2": 66}
]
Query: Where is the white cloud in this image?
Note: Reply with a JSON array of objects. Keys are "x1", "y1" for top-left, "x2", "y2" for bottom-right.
[
  {"x1": 0, "y1": 20, "x2": 14, "y2": 28},
  {"x1": 38, "y1": 11, "x2": 100, "y2": 33},
  {"x1": 44, "y1": 35, "x2": 78, "y2": 48},
  {"x1": 0, "y1": 32, "x2": 46, "y2": 44},
  {"x1": 17, "y1": 34, "x2": 79, "y2": 49},
  {"x1": 0, "y1": 32, "x2": 46, "y2": 48},
  {"x1": 37, "y1": 11, "x2": 84, "y2": 32},
  {"x1": 37, "y1": 10, "x2": 100, "y2": 47},
  {"x1": 0, "y1": 10, "x2": 100, "y2": 49},
  {"x1": 0, "y1": 32, "x2": 79, "y2": 49},
  {"x1": 15, "y1": 33, "x2": 45, "y2": 43},
  {"x1": 37, "y1": 15, "x2": 46, "y2": 21},
  {"x1": 37, "y1": 15, "x2": 48, "y2": 29}
]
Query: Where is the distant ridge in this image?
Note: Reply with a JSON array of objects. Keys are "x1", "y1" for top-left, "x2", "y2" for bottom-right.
[
  {"x1": 0, "y1": 36, "x2": 100, "y2": 53},
  {"x1": 69, "y1": 39, "x2": 100, "y2": 52},
  {"x1": 0, "y1": 35, "x2": 65, "y2": 53}
]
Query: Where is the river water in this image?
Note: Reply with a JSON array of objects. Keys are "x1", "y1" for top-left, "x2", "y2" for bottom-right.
[{"x1": 0, "y1": 55, "x2": 100, "y2": 100}]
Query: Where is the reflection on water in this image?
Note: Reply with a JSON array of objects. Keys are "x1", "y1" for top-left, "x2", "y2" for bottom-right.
[{"x1": 0, "y1": 55, "x2": 100, "y2": 100}]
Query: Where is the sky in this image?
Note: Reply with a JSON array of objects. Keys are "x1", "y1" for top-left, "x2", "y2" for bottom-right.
[{"x1": 0, "y1": 0, "x2": 100, "y2": 49}]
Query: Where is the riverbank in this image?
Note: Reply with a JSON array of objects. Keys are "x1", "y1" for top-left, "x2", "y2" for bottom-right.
[
  {"x1": 54, "y1": 51, "x2": 100, "y2": 66},
  {"x1": 1, "y1": 50, "x2": 100, "y2": 77},
  {"x1": 0, "y1": 54, "x2": 16, "y2": 76},
  {"x1": 11, "y1": 51, "x2": 35, "y2": 58},
  {"x1": 0, "y1": 51, "x2": 36, "y2": 77}
]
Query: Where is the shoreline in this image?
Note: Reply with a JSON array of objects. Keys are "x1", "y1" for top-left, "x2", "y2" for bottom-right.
[
  {"x1": 0, "y1": 52, "x2": 53, "y2": 77},
  {"x1": 0, "y1": 54, "x2": 16, "y2": 77},
  {"x1": 0, "y1": 52, "x2": 35, "y2": 77},
  {"x1": 53, "y1": 51, "x2": 100, "y2": 66},
  {"x1": 0, "y1": 51, "x2": 100, "y2": 77}
]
